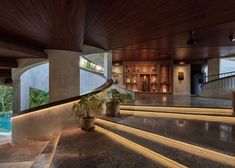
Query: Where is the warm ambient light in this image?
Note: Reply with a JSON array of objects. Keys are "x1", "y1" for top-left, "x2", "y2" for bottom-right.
[
  {"x1": 176, "y1": 120, "x2": 186, "y2": 127},
  {"x1": 114, "y1": 62, "x2": 120, "y2": 66},
  {"x1": 12, "y1": 100, "x2": 77, "y2": 120},
  {"x1": 95, "y1": 125, "x2": 186, "y2": 168},
  {"x1": 96, "y1": 119, "x2": 235, "y2": 167},
  {"x1": 120, "y1": 105, "x2": 233, "y2": 116}
]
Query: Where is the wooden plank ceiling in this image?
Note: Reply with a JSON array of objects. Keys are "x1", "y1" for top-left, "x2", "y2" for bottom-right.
[{"x1": 0, "y1": 0, "x2": 235, "y2": 66}]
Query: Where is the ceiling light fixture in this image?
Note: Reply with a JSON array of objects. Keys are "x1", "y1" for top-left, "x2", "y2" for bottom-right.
[
  {"x1": 229, "y1": 34, "x2": 235, "y2": 42},
  {"x1": 187, "y1": 30, "x2": 198, "y2": 45}
]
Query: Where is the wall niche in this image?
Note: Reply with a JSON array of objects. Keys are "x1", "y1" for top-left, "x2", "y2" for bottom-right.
[{"x1": 123, "y1": 61, "x2": 172, "y2": 94}]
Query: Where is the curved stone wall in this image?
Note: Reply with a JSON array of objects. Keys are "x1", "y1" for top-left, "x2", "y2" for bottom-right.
[{"x1": 19, "y1": 63, "x2": 105, "y2": 111}]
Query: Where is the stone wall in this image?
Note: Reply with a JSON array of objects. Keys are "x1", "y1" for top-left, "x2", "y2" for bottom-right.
[{"x1": 173, "y1": 64, "x2": 191, "y2": 95}]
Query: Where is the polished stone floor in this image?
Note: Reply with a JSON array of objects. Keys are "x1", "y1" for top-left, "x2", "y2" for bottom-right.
[
  {"x1": 51, "y1": 129, "x2": 162, "y2": 168},
  {"x1": 124, "y1": 94, "x2": 232, "y2": 108},
  {"x1": 100, "y1": 115, "x2": 235, "y2": 157},
  {"x1": 97, "y1": 118, "x2": 231, "y2": 168}
]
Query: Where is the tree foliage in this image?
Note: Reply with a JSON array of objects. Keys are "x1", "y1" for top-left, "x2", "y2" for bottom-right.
[
  {"x1": 29, "y1": 88, "x2": 49, "y2": 108},
  {"x1": 0, "y1": 85, "x2": 13, "y2": 113}
]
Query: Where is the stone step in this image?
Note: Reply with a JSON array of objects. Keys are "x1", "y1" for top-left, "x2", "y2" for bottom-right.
[
  {"x1": 50, "y1": 128, "x2": 179, "y2": 168},
  {"x1": 120, "y1": 105, "x2": 233, "y2": 116},
  {"x1": 31, "y1": 134, "x2": 61, "y2": 168},
  {"x1": 0, "y1": 161, "x2": 34, "y2": 168},
  {"x1": 0, "y1": 140, "x2": 48, "y2": 168},
  {"x1": 96, "y1": 118, "x2": 235, "y2": 168},
  {"x1": 120, "y1": 109, "x2": 235, "y2": 124}
]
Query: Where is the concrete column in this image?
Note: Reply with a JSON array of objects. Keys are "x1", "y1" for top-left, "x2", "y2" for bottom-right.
[
  {"x1": 104, "y1": 51, "x2": 112, "y2": 79},
  {"x1": 46, "y1": 50, "x2": 80, "y2": 102},
  {"x1": 207, "y1": 58, "x2": 220, "y2": 81},
  {"x1": 12, "y1": 78, "x2": 21, "y2": 114}
]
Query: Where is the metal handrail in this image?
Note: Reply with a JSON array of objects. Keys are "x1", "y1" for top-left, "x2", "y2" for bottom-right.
[
  {"x1": 201, "y1": 71, "x2": 235, "y2": 80},
  {"x1": 200, "y1": 71, "x2": 235, "y2": 85}
]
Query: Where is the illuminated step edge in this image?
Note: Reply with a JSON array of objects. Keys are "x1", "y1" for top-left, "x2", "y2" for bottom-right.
[
  {"x1": 120, "y1": 105, "x2": 233, "y2": 116},
  {"x1": 96, "y1": 118, "x2": 235, "y2": 167},
  {"x1": 120, "y1": 110, "x2": 235, "y2": 124},
  {"x1": 95, "y1": 125, "x2": 187, "y2": 168}
]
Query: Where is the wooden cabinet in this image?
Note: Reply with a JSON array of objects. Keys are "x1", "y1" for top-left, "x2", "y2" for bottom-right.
[{"x1": 123, "y1": 61, "x2": 172, "y2": 94}]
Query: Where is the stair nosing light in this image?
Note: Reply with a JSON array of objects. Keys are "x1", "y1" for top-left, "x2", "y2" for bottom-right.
[
  {"x1": 96, "y1": 118, "x2": 235, "y2": 167},
  {"x1": 96, "y1": 125, "x2": 187, "y2": 168},
  {"x1": 120, "y1": 110, "x2": 235, "y2": 124}
]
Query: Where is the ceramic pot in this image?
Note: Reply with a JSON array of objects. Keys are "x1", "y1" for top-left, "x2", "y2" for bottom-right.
[
  {"x1": 106, "y1": 102, "x2": 120, "y2": 117},
  {"x1": 80, "y1": 117, "x2": 95, "y2": 131}
]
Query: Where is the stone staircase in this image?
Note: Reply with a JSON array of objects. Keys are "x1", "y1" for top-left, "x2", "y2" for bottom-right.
[
  {"x1": 13, "y1": 105, "x2": 235, "y2": 168},
  {"x1": 0, "y1": 140, "x2": 48, "y2": 168},
  {"x1": 96, "y1": 118, "x2": 235, "y2": 168},
  {"x1": 119, "y1": 105, "x2": 235, "y2": 125},
  {"x1": 49, "y1": 128, "x2": 162, "y2": 168},
  {"x1": 36, "y1": 117, "x2": 234, "y2": 167}
]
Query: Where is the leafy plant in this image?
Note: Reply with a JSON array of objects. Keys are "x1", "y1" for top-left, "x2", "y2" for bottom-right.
[
  {"x1": 83, "y1": 61, "x2": 96, "y2": 70},
  {"x1": 122, "y1": 92, "x2": 135, "y2": 103},
  {"x1": 106, "y1": 89, "x2": 134, "y2": 105},
  {"x1": 72, "y1": 94, "x2": 105, "y2": 119}
]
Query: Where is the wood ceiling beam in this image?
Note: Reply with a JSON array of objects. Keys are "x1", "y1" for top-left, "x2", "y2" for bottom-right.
[
  {"x1": 0, "y1": 58, "x2": 18, "y2": 68},
  {"x1": 0, "y1": 69, "x2": 11, "y2": 78},
  {"x1": 0, "y1": 38, "x2": 47, "y2": 58}
]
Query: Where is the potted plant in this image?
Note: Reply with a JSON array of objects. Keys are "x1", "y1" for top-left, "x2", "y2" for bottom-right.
[
  {"x1": 72, "y1": 93, "x2": 105, "y2": 131},
  {"x1": 105, "y1": 89, "x2": 134, "y2": 117}
]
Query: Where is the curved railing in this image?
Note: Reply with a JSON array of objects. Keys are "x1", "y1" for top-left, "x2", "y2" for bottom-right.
[
  {"x1": 15, "y1": 79, "x2": 113, "y2": 117},
  {"x1": 200, "y1": 70, "x2": 235, "y2": 91},
  {"x1": 201, "y1": 75, "x2": 235, "y2": 91},
  {"x1": 201, "y1": 71, "x2": 235, "y2": 84},
  {"x1": 199, "y1": 71, "x2": 235, "y2": 99}
]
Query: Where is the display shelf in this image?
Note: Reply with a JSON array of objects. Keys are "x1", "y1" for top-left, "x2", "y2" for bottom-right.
[{"x1": 123, "y1": 61, "x2": 172, "y2": 94}]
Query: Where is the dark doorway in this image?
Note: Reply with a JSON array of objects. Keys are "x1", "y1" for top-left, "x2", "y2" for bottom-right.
[
  {"x1": 140, "y1": 74, "x2": 150, "y2": 92},
  {"x1": 191, "y1": 64, "x2": 203, "y2": 95}
]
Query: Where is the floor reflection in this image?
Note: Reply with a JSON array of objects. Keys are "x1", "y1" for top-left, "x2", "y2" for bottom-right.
[
  {"x1": 114, "y1": 116, "x2": 235, "y2": 156},
  {"x1": 125, "y1": 94, "x2": 231, "y2": 108}
]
